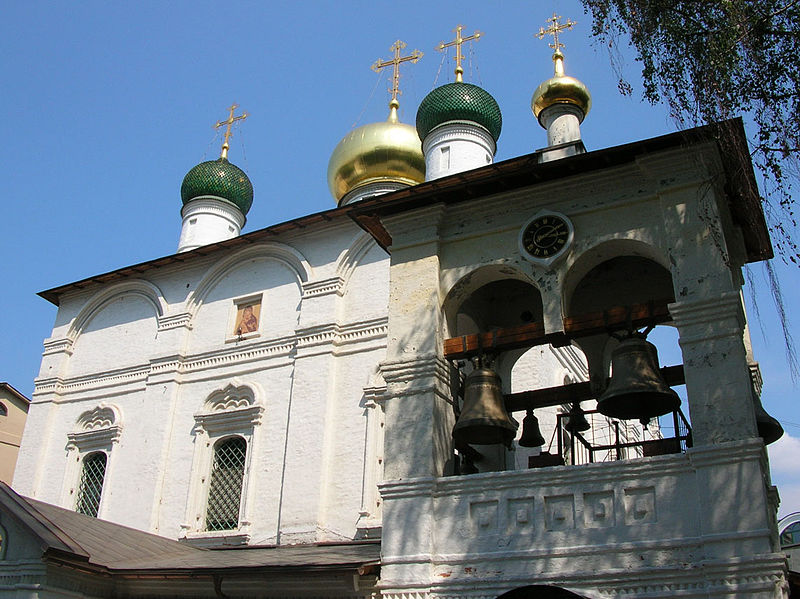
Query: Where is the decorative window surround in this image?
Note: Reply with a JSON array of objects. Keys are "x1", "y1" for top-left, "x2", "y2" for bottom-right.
[
  {"x1": 62, "y1": 404, "x2": 123, "y2": 518},
  {"x1": 182, "y1": 382, "x2": 262, "y2": 545}
]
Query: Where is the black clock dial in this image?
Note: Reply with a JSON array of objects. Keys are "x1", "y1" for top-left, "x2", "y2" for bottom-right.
[{"x1": 522, "y1": 215, "x2": 570, "y2": 258}]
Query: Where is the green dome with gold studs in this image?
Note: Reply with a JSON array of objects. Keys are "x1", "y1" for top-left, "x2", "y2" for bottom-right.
[
  {"x1": 181, "y1": 158, "x2": 254, "y2": 215},
  {"x1": 416, "y1": 82, "x2": 502, "y2": 143}
]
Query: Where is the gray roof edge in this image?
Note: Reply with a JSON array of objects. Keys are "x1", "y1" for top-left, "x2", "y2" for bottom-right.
[{"x1": 0, "y1": 482, "x2": 87, "y2": 559}]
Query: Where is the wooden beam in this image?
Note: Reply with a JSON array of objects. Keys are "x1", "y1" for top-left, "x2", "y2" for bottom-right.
[
  {"x1": 443, "y1": 300, "x2": 672, "y2": 359},
  {"x1": 504, "y1": 364, "x2": 685, "y2": 413}
]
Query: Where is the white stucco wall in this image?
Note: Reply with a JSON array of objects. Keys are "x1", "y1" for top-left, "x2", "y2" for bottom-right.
[{"x1": 14, "y1": 221, "x2": 398, "y2": 547}]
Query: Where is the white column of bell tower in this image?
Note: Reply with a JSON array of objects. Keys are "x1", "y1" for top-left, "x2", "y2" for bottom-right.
[
  {"x1": 177, "y1": 197, "x2": 245, "y2": 253},
  {"x1": 538, "y1": 104, "x2": 587, "y2": 163},
  {"x1": 423, "y1": 123, "x2": 496, "y2": 181}
]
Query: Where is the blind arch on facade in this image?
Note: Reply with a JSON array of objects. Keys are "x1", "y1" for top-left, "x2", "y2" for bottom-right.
[
  {"x1": 76, "y1": 451, "x2": 107, "y2": 517},
  {"x1": 205, "y1": 436, "x2": 247, "y2": 531}
]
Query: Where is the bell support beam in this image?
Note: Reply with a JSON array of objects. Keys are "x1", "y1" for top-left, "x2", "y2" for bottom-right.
[
  {"x1": 503, "y1": 364, "x2": 685, "y2": 413},
  {"x1": 443, "y1": 300, "x2": 672, "y2": 360}
]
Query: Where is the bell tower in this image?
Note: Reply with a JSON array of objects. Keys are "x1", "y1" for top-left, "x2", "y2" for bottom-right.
[{"x1": 348, "y1": 15, "x2": 786, "y2": 598}]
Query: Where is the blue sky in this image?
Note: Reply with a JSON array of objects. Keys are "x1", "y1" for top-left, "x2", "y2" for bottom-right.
[{"x1": 1, "y1": 1, "x2": 797, "y2": 515}]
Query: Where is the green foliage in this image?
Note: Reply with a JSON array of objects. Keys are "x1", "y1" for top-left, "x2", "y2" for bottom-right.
[{"x1": 581, "y1": 0, "x2": 800, "y2": 263}]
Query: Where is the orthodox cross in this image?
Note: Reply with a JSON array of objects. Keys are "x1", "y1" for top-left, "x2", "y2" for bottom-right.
[
  {"x1": 371, "y1": 40, "x2": 423, "y2": 109},
  {"x1": 536, "y1": 13, "x2": 576, "y2": 52},
  {"x1": 215, "y1": 103, "x2": 248, "y2": 160},
  {"x1": 436, "y1": 24, "x2": 482, "y2": 83}
]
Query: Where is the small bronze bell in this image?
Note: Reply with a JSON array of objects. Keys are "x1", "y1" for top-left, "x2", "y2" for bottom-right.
[
  {"x1": 453, "y1": 364, "x2": 517, "y2": 446},
  {"x1": 519, "y1": 410, "x2": 546, "y2": 447},
  {"x1": 564, "y1": 402, "x2": 590, "y2": 434},
  {"x1": 597, "y1": 337, "x2": 680, "y2": 420},
  {"x1": 753, "y1": 390, "x2": 783, "y2": 445}
]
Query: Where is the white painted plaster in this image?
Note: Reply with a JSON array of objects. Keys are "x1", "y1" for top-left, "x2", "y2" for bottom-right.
[
  {"x1": 177, "y1": 196, "x2": 245, "y2": 252},
  {"x1": 422, "y1": 122, "x2": 495, "y2": 181}
]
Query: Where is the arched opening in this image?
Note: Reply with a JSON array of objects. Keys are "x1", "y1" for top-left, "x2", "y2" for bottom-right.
[
  {"x1": 563, "y1": 254, "x2": 687, "y2": 463},
  {"x1": 443, "y1": 268, "x2": 589, "y2": 473},
  {"x1": 76, "y1": 451, "x2": 107, "y2": 518},
  {"x1": 497, "y1": 585, "x2": 590, "y2": 598},
  {"x1": 205, "y1": 436, "x2": 247, "y2": 531},
  {"x1": 454, "y1": 278, "x2": 544, "y2": 336}
]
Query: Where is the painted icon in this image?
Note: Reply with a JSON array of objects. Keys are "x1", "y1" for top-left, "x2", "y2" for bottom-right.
[{"x1": 234, "y1": 302, "x2": 260, "y2": 336}]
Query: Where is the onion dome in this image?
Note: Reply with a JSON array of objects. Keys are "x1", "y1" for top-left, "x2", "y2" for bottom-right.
[
  {"x1": 327, "y1": 104, "x2": 425, "y2": 204},
  {"x1": 181, "y1": 158, "x2": 254, "y2": 215},
  {"x1": 416, "y1": 82, "x2": 502, "y2": 143},
  {"x1": 531, "y1": 50, "x2": 591, "y2": 126}
]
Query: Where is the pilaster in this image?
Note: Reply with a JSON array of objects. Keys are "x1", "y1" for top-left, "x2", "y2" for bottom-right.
[
  {"x1": 382, "y1": 204, "x2": 455, "y2": 480},
  {"x1": 669, "y1": 293, "x2": 757, "y2": 445}
]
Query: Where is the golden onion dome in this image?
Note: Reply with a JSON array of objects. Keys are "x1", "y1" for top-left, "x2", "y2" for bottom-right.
[
  {"x1": 327, "y1": 103, "x2": 425, "y2": 204},
  {"x1": 531, "y1": 50, "x2": 591, "y2": 126}
]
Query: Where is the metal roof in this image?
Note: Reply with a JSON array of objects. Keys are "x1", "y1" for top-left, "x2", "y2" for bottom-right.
[{"x1": 0, "y1": 482, "x2": 380, "y2": 574}]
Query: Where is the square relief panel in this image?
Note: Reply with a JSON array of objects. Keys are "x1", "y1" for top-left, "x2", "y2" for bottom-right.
[
  {"x1": 544, "y1": 494, "x2": 575, "y2": 531},
  {"x1": 583, "y1": 490, "x2": 615, "y2": 529},
  {"x1": 506, "y1": 497, "x2": 535, "y2": 533},
  {"x1": 624, "y1": 486, "x2": 657, "y2": 525},
  {"x1": 467, "y1": 500, "x2": 499, "y2": 535}
]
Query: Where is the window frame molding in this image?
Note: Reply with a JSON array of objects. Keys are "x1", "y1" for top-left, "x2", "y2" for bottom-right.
[
  {"x1": 181, "y1": 382, "x2": 263, "y2": 546},
  {"x1": 62, "y1": 403, "x2": 122, "y2": 518}
]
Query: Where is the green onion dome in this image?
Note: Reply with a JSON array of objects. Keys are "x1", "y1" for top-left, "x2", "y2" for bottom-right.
[
  {"x1": 416, "y1": 82, "x2": 502, "y2": 143},
  {"x1": 181, "y1": 158, "x2": 254, "y2": 215}
]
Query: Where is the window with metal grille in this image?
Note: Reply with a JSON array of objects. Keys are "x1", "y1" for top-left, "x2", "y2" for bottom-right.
[
  {"x1": 205, "y1": 436, "x2": 247, "y2": 531},
  {"x1": 76, "y1": 452, "x2": 106, "y2": 517}
]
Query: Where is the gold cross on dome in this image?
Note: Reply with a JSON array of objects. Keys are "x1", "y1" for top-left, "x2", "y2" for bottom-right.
[
  {"x1": 536, "y1": 13, "x2": 576, "y2": 52},
  {"x1": 214, "y1": 103, "x2": 248, "y2": 160},
  {"x1": 371, "y1": 40, "x2": 423, "y2": 109},
  {"x1": 436, "y1": 24, "x2": 483, "y2": 83}
]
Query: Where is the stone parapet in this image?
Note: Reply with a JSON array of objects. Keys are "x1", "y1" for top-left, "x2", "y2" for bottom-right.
[{"x1": 379, "y1": 440, "x2": 786, "y2": 598}]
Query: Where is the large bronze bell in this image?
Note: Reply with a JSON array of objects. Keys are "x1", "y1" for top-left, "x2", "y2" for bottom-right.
[
  {"x1": 519, "y1": 410, "x2": 546, "y2": 447},
  {"x1": 597, "y1": 337, "x2": 680, "y2": 420},
  {"x1": 453, "y1": 366, "x2": 517, "y2": 446},
  {"x1": 753, "y1": 390, "x2": 784, "y2": 445}
]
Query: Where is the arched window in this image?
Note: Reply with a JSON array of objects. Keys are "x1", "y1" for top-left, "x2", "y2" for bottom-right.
[
  {"x1": 0, "y1": 402, "x2": 7, "y2": 416},
  {"x1": 64, "y1": 404, "x2": 121, "y2": 519},
  {"x1": 75, "y1": 452, "x2": 107, "y2": 517},
  {"x1": 782, "y1": 520, "x2": 800, "y2": 548},
  {"x1": 205, "y1": 436, "x2": 247, "y2": 531}
]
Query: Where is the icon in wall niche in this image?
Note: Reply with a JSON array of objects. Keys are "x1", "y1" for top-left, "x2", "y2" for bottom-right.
[{"x1": 234, "y1": 302, "x2": 260, "y2": 336}]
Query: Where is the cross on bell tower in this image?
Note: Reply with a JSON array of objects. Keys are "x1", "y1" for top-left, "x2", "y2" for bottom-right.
[
  {"x1": 436, "y1": 24, "x2": 483, "y2": 83},
  {"x1": 536, "y1": 13, "x2": 576, "y2": 54}
]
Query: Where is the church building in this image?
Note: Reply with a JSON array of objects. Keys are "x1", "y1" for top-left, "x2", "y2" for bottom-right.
[{"x1": 0, "y1": 18, "x2": 792, "y2": 599}]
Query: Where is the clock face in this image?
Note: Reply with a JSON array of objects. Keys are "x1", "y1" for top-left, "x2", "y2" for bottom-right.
[{"x1": 521, "y1": 214, "x2": 571, "y2": 259}]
